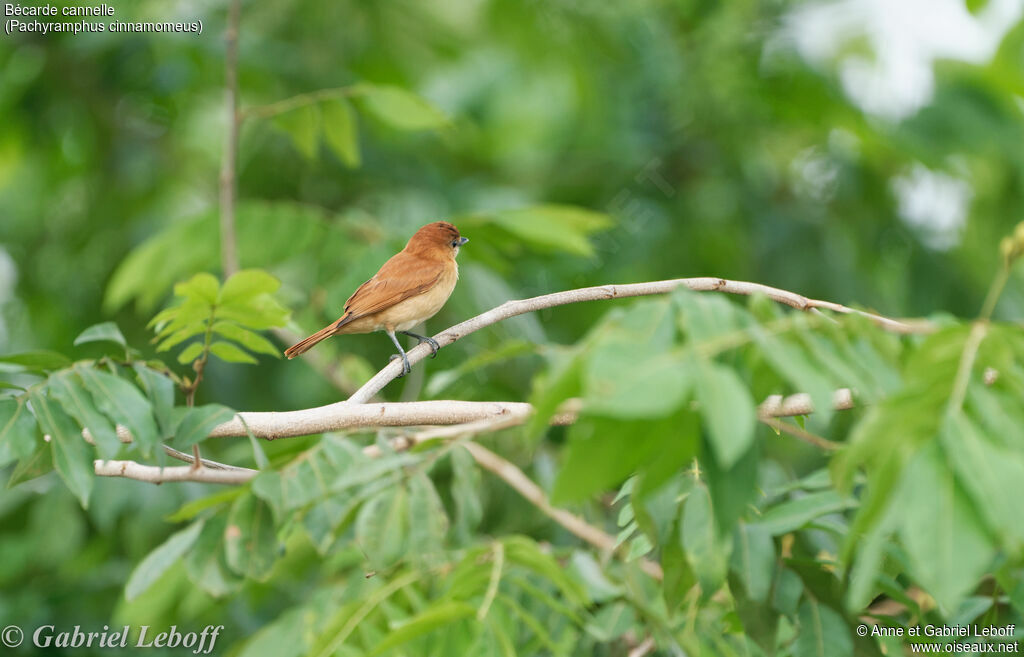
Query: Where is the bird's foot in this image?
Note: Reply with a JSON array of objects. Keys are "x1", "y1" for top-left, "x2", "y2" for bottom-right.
[
  {"x1": 401, "y1": 332, "x2": 440, "y2": 358},
  {"x1": 389, "y1": 353, "x2": 412, "y2": 377},
  {"x1": 419, "y1": 336, "x2": 440, "y2": 358}
]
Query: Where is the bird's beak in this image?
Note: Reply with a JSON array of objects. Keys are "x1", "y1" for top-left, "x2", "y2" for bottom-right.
[{"x1": 458, "y1": 237, "x2": 469, "y2": 246}]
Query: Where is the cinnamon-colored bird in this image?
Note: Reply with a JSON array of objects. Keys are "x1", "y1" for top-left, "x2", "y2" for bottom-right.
[{"x1": 284, "y1": 221, "x2": 468, "y2": 376}]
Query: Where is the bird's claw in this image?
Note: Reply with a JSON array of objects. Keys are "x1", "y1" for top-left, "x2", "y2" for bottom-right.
[
  {"x1": 421, "y1": 337, "x2": 440, "y2": 359},
  {"x1": 389, "y1": 353, "x2": 412, "y2": 377}
]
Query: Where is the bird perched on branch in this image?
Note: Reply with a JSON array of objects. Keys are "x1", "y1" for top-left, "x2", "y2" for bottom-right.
[{"x1": 284, "y1": 221, "x2": 468, "y2": 376}]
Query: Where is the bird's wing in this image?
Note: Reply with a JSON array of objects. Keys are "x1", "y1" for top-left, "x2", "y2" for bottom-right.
[{"x1": 336, "y1": 252, "x2": 445, "y2": 326}]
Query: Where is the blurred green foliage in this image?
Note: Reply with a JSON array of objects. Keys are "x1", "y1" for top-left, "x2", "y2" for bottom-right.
[{"x1": 3, "y1": 0, "x2": 1024, "y2": 655}]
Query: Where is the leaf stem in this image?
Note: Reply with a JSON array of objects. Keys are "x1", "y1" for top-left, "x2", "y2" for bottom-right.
[{"x1": 240, "y1": 86, "x2": 356, "y2": 121}]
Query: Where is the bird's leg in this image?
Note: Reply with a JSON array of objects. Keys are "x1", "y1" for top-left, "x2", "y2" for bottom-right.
[
  {"x1": 386, "y1": 330, "x2": 412, "y2": 377},
  {"x1": 400, "y1": 331, "x2": 440, "y2": 358}
]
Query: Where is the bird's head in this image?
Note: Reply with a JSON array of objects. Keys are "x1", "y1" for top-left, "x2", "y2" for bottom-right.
[{"x1": 406, "y1": 221, "x2": 469, "y2": 259}]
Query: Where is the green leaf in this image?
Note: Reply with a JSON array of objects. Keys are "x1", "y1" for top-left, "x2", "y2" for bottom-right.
[
  {"x1": 896, "y1": 442, "x2": 995, "y2": 611},
  {"x1": 211, "y1": 322, "x2": 280, "y2": 357},
  {"x1": 216, "y1": 295, "x2": 290, "y2": 330},
  {"x1": 356, "y1": 486, "x2": 410, "y2": 568},
  {"x1": 583, "y1": 342, "x2": 689, "y2": 418},
  {"x1": 48, "y1": 371, "x2": 120, "y2": 459},
  {"x1": 792, "y1": 598, "x2": 853, "y2": 657},
  {"x1": 503, "y1": 536, "x2": 588, "y2": 606},
  {"x1": 845, "y1": 500, "x2": 899, "y2": 611},
  {"x1": 966, "y1": 0, "x2": 988, "y2": 15},
  {"x1": 450, "y1": 446, "x2": 483, "y2": 543},
  {"x1": 173, "y1": 404, "x2": 234, "y2": 450},
  {"x1": 460, "y1": 205, "x2": 612, "y2": 257},
  {"x1": 585, "y1": 602, "x2": 636, "y2": 643},
  {"x1": 8, "y1": 441, "x2": 51, "y2": 487},
  {"x1": 237, "y1": 607, "x2": 306, "y2": 657},
  {"x1": 773, "y1": 568, "x2": 804, "y2": 618},
  {"x1": 133, "y1": 365, "x2": 176, "y2": 439},
  {"x1": 125, "y1": 520, "x2": 204, "y2": 601},
  {"x1": 321, "y1": 98, "x2": 360, "y2": 167},
  {"x1": 225, "y1": 494, "x2": 278, "y2": 580},
  {"x1": 754, "y1": 491, "x2": 856, "y2": 536},
  {"x1": 218, "y1": 269, "x2": 281, "y2": 305},
  {"x1": 77, "y1": 366, "x2": 159, "y2": 457},
  {"x1": 174, "y1": 272, "x2": 220, "y2": 305},
  {"x1": 730, "y1": 521, "x2": 775, "y2": 602},
  {"x1": 209, "y1": 341, "x2": 259, "y2": 364},
  {"x1": 106, "y1": 202, "x2": 328, "y2": 313},
  {"x1": 695, "y1": 359, "x2": 756, "y2": 469},
  {"x1": 166, "y1": 487, "x2": 245, "y2": 522},
  {"x1": 526, "y1": 349, "x2": 583, "y2": 440},
  {"x1": 407, "y1": 472, "x2": 448, "y2": 563},
  {"x1": 0, "y1": 350, "x2": 71, "y2": 371},
  {"x1": 354, "y1": 83, "x2": 448, "y2": 131},
  {"x1": 0, "y1": 398, "x2": 40, "y2": 467},
  {"x1": 754, "y1": 329, "x2": 837, "y2": 427},
  {"x1": 176, "y1": 342, "x2": 205, "y2": 364},
  {"x1": 553, "y1": 412, "x2": 695, "y2": 503},
  {"x1": 941, "y1": 412, "x2": 1024, "y2": 547},
  {"x1": 483, "y1": 619, "x2": 516, "y2": 657},
  {"x1": 29, "y1": 389, "x2": 93, "y2": 508},
  {"x1": 275, "y1": 104, "x2": 320, "y2": 159},
  {"x1": 681, "y1": 482, "x2": 730, "y2": 597},
  {"x1": 185, "y1": 514, "x2": 242, "y2": 598},
  {"x1": 74, "y1": 321, "x2": 127, "y2": 348},
  {"x1": 366, "y1": 602, "x2": 475, "y2": 656},
  {"x1": 569, "y1": 551, "x2": 622, "y2": 602},
  {"x1": 158, "y1": 325, "x2": 205, "y2": 352}
]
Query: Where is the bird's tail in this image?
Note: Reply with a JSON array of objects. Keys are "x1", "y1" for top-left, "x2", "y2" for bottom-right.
[{"x1": 284, "y1": 324, "x2": 338, "y2": 359}]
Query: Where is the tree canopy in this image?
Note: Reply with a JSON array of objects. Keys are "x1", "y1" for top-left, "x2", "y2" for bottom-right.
[{"x1": 2, "y1": 1, "x2": 1024, "y2": 655}]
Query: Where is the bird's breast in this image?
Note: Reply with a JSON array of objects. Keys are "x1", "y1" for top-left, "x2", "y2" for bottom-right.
[{"x1": 362, "y1": 263, "x2": 459, "y2": 333}]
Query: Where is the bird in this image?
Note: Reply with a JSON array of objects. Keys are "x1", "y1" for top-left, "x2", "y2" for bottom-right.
[{"x1": 284, "y1": 221, "x2": 468, "y2": 376}]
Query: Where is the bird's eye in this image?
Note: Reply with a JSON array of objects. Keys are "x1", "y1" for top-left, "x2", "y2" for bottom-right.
[{"x1": 451, "y1": 240, "x2": 458, "y2": 247}]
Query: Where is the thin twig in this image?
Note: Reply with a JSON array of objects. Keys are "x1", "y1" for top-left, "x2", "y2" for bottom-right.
[
  {"x1": 462, "y1": 441, "x2": 664, "y2": 580},
  {"x1": 161, "y1": 444, "x2": 253, "y2": 471},
  {"x1": 361, "y1": 414, "x2": 527, "y2": 458},
  {"x1": 219, "y1": 0, "x2": 241, "y2": 277},
  {"x1": 627, "y1": 636, "x2": 656, "y2": 657},
  {"x1": 759, "y1": 418, "x2": 840, "y2": 451},
  {"x1": 240, "y1": 86, "x2": 355, "y2": 121},
  {"x1": 477, "y1": 541, "x2": 504, "y2": 621},
  {"x1": 346, "y1": 277, "x2": 923, "y2": 403}
]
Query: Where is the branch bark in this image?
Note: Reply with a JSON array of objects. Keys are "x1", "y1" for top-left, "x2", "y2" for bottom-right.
[
  {"x1": 207, "y1": 400, "x2": 578, "y2": 439},
  {"x1": 346, "y1": 277, "x2": 922, "y2": 403},
  {"x1": 94, "y1": 459, "x2": 255, "y2": 484}
]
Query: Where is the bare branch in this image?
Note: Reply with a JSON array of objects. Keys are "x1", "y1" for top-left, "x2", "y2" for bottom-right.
[
  {"x1": 95, "y1": 386, "x2": 852, "y2": 448},
  {"x1": 207, "y1": 400, "x2": 578, "y2": 440},
  {"x1": 346, "y1": 277, "x2": 923, "y2": 403},
  {"x1": 94, "y1": 460, "x2": 256, "y2": 484}
]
